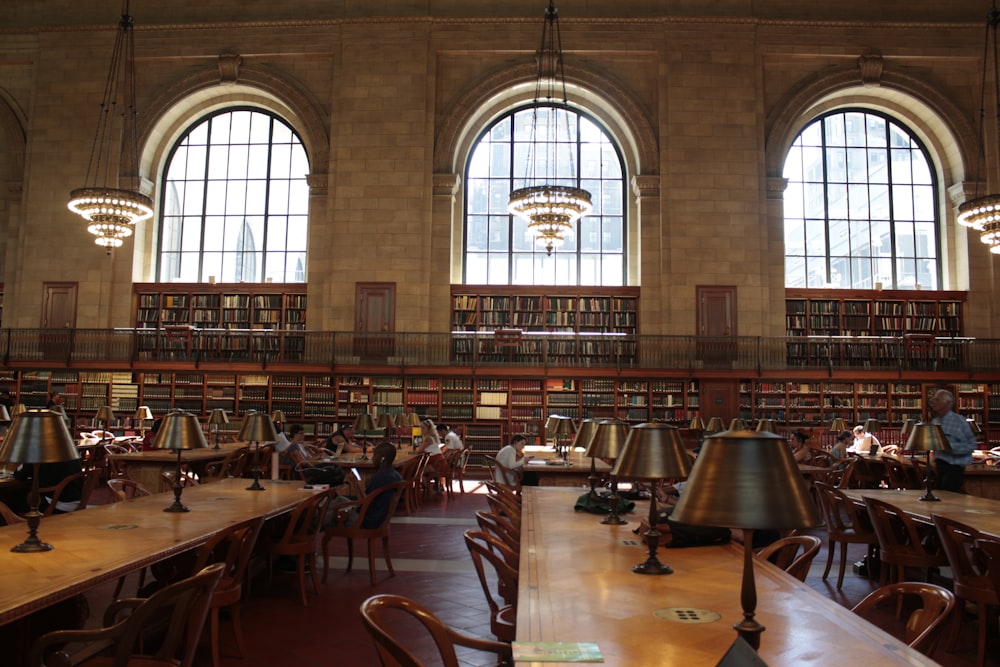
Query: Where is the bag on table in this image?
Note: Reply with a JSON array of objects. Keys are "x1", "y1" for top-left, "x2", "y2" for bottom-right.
[
  {"x1": 299, "y1": 463, "x2": 345, "y2": 487},
  {"x1": 574, "y1": 492, "x2": 636, "y2": 514}
]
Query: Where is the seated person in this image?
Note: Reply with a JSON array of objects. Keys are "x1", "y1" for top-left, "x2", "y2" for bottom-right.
[
  {"x1": 494, "y1": 434, "x2": 537, "y2": 486},
  {"x1": 281, "y1": 424, "x2": 311, "y2": 471},
  {"x1": 140, "y1": 418, "x2": 162, "y2": 451},
  {"x1": 325, "y1": 441, "x2": 403, "y2": 528},
  {"x1": 846, "y1": 425, "x2": 880, "y2": 455},
  {"x1": 437, "y1": 423, "x2": 464, "y2": 451},
  {"x1": 13, "y1": 459, "x2": 84, "y2": 513},
  {"x1": 791, "y1": 430, "x2": 813, "y2": 463},
  {"x1": 326, "y1": 424, "x2": 363, "y2": 454},
  {"x1": 830, "y1": 430, "x2": 851, "y2": 460}
]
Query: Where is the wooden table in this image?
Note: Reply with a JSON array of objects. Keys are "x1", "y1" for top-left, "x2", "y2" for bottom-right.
[
  {"x1": 0, "y1": 478, "x2": 317, "y2": 626},
  {"x1": 516, "y1": 487, "x2": 938, "y2": 666},
  {"x1": 521, "y1": 449, "x2": 612, "y2": 487},
  {"x1": 840, "y1": 488, "x2": 1000, "y2": 538},
  {"x1": 109, "y1": 442, "x2": 244, "y2": 491}
]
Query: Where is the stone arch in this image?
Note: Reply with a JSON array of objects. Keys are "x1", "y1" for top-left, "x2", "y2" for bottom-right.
[
  {"x1": 0, "y1": 87, "x2": 26, "y2": 184},
  {"x1": 137, "y1": 59, "x2": 330, "y2": 185},
  {"x1": 765, "y1": 63, "x2": 975, "y2": 187},
  {"x1": 434, "y1": 62, "x2": 658, "y2": 179}
]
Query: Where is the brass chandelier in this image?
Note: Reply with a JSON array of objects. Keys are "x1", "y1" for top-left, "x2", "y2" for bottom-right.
[
  {"x1": 957, "y1": 2, "x2": 1000, "y2": 252},
  {"x1": 508, "y1": 1, "x2": 592, "y2": 256},
  {"x1": 67, "y1": 0, "x2": 152, "y2": 250}
]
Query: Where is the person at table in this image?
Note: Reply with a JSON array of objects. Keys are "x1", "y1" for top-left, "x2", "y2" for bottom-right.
[
  {"x1": 140, "y1": 418, "x2": 162, "y2": 451},
  {"x1": 790, "y1": 430, "x2": 813, "y2": 463},
  {"x1": 830, "y1": 429, "x2": 851, "y2": 460},
  {"x1": 325, "y1": 441, "x2": 404, "y2": 528},
  {"x1": 929, "y1": 388, "x2": 977, "y2": 492},
  {"x1": 416, "y1": 418, "x2": 449, "y2": 492},
  {"x1": 13, "y1": 458, "x2": 83, "y2": 513},
  {"x1": 494, "y1": 434, "x2": 538, "y2": 486},
  {"x1": 273, "y1": 421, "x2": 291, "y2": 454},
  {"x1": 281, "y1": 424, "x2": 311, "y2": 469},
  {"x1": 437, "y1": 423, "x2": 464, "y2": 451},
  {"x1": 326, "y1": 423, "x2": 363, "y2": 454},
  {"x1": 846, "y1": 424, "x2": 879, "y2": 455}
]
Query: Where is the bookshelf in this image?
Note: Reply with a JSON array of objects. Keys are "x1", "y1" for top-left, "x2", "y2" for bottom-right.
[
  {"x1": 785, "y1": 289, "x2": 966, "y2": 367},
  {"x1": 450, "y1": 286, "x2": 639, "y2": 365}
]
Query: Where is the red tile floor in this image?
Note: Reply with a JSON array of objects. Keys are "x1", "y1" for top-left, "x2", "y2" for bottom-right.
[{"x1": 73, "y1": 478, "x2": 998, "y2": 666}]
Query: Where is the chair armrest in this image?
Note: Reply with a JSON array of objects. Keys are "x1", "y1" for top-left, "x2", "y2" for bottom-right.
[
  {"x1": 102, "y1": 597, "x2": 144, "y2": 626},
  {"x1": 31, "y1": 625, "x2": 125, "y2": 667},
  {"x1": 447, "y1": 626, "x2": 513, "y2": 659}
]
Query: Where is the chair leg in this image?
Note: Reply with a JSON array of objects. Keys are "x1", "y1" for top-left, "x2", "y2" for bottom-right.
[
  {"x1": 382, "y1": 535, "x2": 394, "y2": 579},
  {"x1": 837, "y1": 543, "x2": 848, "y2": 589},
  {"x1": 977, "y1": 601, "x2": 987, "y2": 667},
  {"x1": 346, "y1": 538, "x2": 355, "y2": 574},
  {"x1": 367, "y1": 538, "x2": 377, "y2": 585},
  {"x1": 308, "y1": 554, "x2": 320, "y2": 598},
  {"x1": 321, "y1": 537, "x2": 330, "y2": 584},
  {"x1": 297, "y1": 555, "x2": 309, "y2": 607},
  {"x1": 230, "y1": 601, "x2": 247, "y2": 658},
  {"x1": 210, "y1": 606, "x2": 221, "y2": 667},
  {"x1": 821, "y1": 537, "x2": 835, "y2": 582}
]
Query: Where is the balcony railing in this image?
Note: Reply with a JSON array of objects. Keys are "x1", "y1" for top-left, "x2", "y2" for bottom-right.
[{"x1": 1, "y1": 328, "x2": 996, "y2": 374}]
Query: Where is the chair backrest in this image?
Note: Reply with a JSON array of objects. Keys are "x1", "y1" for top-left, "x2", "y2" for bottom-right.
[
  {"x1": 161, "y1": 469, "x2": 201, "y2": 493},
  {"x1": 275, "y1": 489, "x2": 330, "y2": 545},
  {"x1": 863, "y1": 496, "x2": 934, "y2": 563},
  {"x1": 813, "y1": 481, "x2": 874, "y2": 541},
  {"x1": 76, "y1": 467, "x2": 103, "y2": 510},
  {"x1": 104, "y1": 444, "x2": 132, "y2": 478},
  {"x1": 881, "y1": 457, "x2": 913, "y2": 490},
  {"x1": 754, "y1": 534, "x2": 821, "y2": 582},
  {"x1": 0, "y1": 500, "x2": 23, "y2": 525},
  {"x1": 193, "y1": 516, "x2": 265, "y2": 587},
  {"x1": 40, "y1": 470, "x2": 87, "y2": 516},
  {"x1": 850, "y1": 582, "x2": 956, "y2": 656},
  {"x1": 485, "y1": 455, "x2": 521, "y2": 487},
  {"x1": 485, "y1": 492, "x2": 521, "y2": 526},
  {"x1": 352, "y1": 481, "x2": 408, "y2": 532},
  {"x1": 931, "y1": 513, "x2": 995, "y2": 600},
  {"x1": 474, "y1": 511, "x2": 520, "y2": 567},
  {"x1": 973, "y1": 537, "x2": 1000, "y2": 598},
  {"x1": 464, "y1": 529, "x2": 519, "y2": 611},
  {"x1": 205, "y1": 446, "x2": 252, "y2": 481},
  {"x1": 33, "y1": 562, "x2": 225, "y2": 667},
  {"x1": 360, "y1": 594, "x2": 512, "y2": 667},
  {"x1": 107, "y1": 478, "x2": 153, "y2": 503}
]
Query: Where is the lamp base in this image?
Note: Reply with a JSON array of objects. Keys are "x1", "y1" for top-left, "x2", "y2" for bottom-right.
[
  {"x1": 246, "y1": 470, "x2": 265, "y2": 491},
  {"x1": 163, "y1": 502, "x2": 191, "y2": 513},
  {"x1": 11, "y1": 538, "x2": 54, "y2": 553},
  {"x1": 918, "y1": 493, "x2": 941, "y2": 502},
  {"x1": 734, "y1": 618, "x2": 765, "y2": 651},
  {"x1": 601, "y1": 489, "x2": 628, "y2": 525},
  {"x1": 632, "y1": 560, "x2": 673, "y2": 575}
]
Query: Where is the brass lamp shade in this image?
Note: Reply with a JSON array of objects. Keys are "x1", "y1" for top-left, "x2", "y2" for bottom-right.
[
  {"x1": 611, "y1": 423, "x2": 692, "y2": 575},
  {"x1": 207, "y1": 408, "x2": 230, "y2": 427},
  {"x1": 547, "y1": 416, "x2": 576, "y2": 439},
  {"x1": 354, "y1": 412, "x2": 377, "y2": 433},
  {"x1": 544, "y1": 414, "x2": 565, "y2": 433},
  {"x1": 671, "y1": 429, "x2": 820, "y2": 649},
  {"x1": 863, "y1": 418, "x2": 880, "y2": 433},
  {"x1": 95, "y1": 406, "x2": 115, "y2": 425},
  {"x1": 755, "y1": 419, "x2": 777, "y2": 434},
  {"x1": 152, "y1": 411, "x2": 207, "y2": 513},
  {"x1": 689, "y1": 416, "x2": 706, "y2": 431},
  {"x1": 573, "y1": 419, "x2": 601, "y2": 452},
  {"x1": 900, "y1": 418, "x2": 918, "y2": 437},
  {"x1": 237, "y1": 412, "x2": 278, "y2": 443},
  {"x1": 378, "y1": 413, "x2": 396, "y2": 430},
  {"x1": 12, "y1": 404, "x2": 26, "y2": 416},
  {"x1": 0, "y1": 405, "x2": 11, "y2": 423},
  {"x1": 0, "y1": 409, "x2": 80, "y2": 553},
  {"x1": 729, "y1": 418, "x2": 747, "y2": 431},
  {"x1": 829, "y1": 417, "x2": 847, "y2": 432},
  {"x1": 585, "y1": 421, "x2": 629, "y2": 460},
  {"x1": 152, "y1": 410, "x2": 209, "y2": 452},
  {"x1": 0, "y1": 409, "x2": 79, "y2": 465},
  {"x1": 705, "y1": 417, "x2": 724, "y2": 434},
  {"x1": 406, "y1": 413, "x2": 422, "y2": 427},
  {"x1": 134, "y1": 406, "x2": 153, "y2": 422},
  {"x1": 269, "y1": 410, "x2": 287, "y2": 424}
]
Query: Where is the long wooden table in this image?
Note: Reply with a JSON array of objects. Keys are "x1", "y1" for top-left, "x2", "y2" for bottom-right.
[
  {"x1": 109, "y1": 442, "x2": 244, "y2": 491},
  {"x1": 517, "y1": 487, "x2": 938, "y2": 666},
  {"x1": 0, "y1": 478, "x2": 318, "y2": 626},
  {"x1": 840, "y1": 488, "x2": 1000, "y2": 538}
]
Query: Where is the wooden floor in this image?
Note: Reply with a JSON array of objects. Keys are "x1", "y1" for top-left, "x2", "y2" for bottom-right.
[{"x1": 54, "y1": 479, "x2": 1000, "y2": 666}]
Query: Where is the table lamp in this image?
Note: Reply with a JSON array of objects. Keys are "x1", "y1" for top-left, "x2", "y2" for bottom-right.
[
  {"x1": 152, "y1": 410, "x2": 208, "y2": 512},
  {"x1": 610, "y1": 423, "x2": 692, "y2": 575},
  {"x1": 548, "y1": 416, "x2": 577, "y2": 461},
  {"x1": 237, "y1": 411, "x2": 277, "y2": 491},
  {"x1": 378, "y1": 413, "x2": 396, "y2": 446},
  {"x1": 134, "y1": 405, "x2": 153, "y2": 440},
  {"x1": 0, "y1": 409, "x2": 80, "y2": 552},
  {"x1": 270, "y1": 410, "x2": 286, "y2": 428},
  {"x1": 584, "y1": 420, "x2": 630, "y2": 525},
  {"x1": 573, "y1": 419, "x2": 601, "y2": 495},
  {"x1": 671, "y1": 429, "x2": 820, "y2": 650},
  {"x1": 905, "y1": 422, "x2": 951, "y2": 502},
  {"x1": 354, "y1": 412, "x2": 377, "y2": 461},
  {"x1": 0, "y1": 404, "x2": 11, "y2": 423},
  {"x1": 207, "y1": 408, "x2": 229, "y2": 449},
  {"x1": 704, "y1": 417, "x2": 724, "y2": 435},
  {"x1": 754, "y1": 419, "x2": 777, "y2": 434},
  {"x1": 829, "y1": 417, "x2": 847, "y2": 432},
  {"x1": 95, "y1": 405, "x2": 115, "y2": 441}
]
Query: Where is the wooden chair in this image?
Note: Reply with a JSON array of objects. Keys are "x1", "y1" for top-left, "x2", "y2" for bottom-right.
[
  {"x1": 321, "y1": 480, "x2": 407, "y2": 585},
  {"x1": 850, "y1": 582, "x2": 956, "y2": 658},
  {"x1": 267, "y1": 490, "x2": 330, "y2": 606},
  {"x1": 463, "y1": 529, "x2": 518, "y2": 642},
  {"x1": 474, "y1": 510, "x2": 520, "y2": 567},
  {"x1": 204, "y1": 446, "x2": 252, "y2": 481},
  {"x1": 397, "y1": 453, "x2": 428, "y2": 516},
  {"x1": 40, "y1": 470, "x2": 88, "y2": 516},
  {"x1": 881, "y1": 456, "x2": 917, "y2": 490},
  {"x1": 441, "y1": 447, "x2": 469, "y2": 499},
  {"x1": 864, "y1": 496, "x2": 946, "y2": 585},
  {"x1": 932, "y1": 514, "x2": 999, "y2": 667},
  {"x1": 754, "y1": 533, "x2": 821, "y2": 582},
  {"x1": 103, "y1": 443, "x2": 132, "y2": 480},
  {"x1": 106, "y1": 478, "x2": 153, "y2": 503},
  {"x1": 485, "y1": 492, "x2": 521, "y2": 526},
  {"x1": 30, "y1": 562, "x2": 224, "y2": 667},
  {"x1": 161, "y1": 469, "x2": 201, "y2": 493},
  {"x1": 0, "y1": 500, "x2": 23, "y2": 525},
  {"x1": 191, "y1": 517, "x2": 265, "y2": 667},
  {"x1": 486, "y1": 454, "x2": 522, "y2": 487},
  {"x1": 360, "y1": 594, "x2": 513, "y2": 667},
  {"x1": 813, "y1": 481, "x2": 879, "y2": 588}
]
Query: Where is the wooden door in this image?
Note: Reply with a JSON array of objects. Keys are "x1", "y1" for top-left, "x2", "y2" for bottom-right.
[
  {"x1": 700, "y1": 381, "x2": 739, "y2": 425},
  {"x1": 355, "y1": 283, "x2": 395, "y2": 361},
  {"x1": 696, "y1": 285, "x2": 736, "y2": 367},
  {"x1": 41, "y1": 282, "x2": 78, "y2": 361}
]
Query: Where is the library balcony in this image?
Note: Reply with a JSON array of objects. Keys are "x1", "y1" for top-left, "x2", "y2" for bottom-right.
[{"x1": 0, "y1": 329, "x2": 996, "y2": 375}]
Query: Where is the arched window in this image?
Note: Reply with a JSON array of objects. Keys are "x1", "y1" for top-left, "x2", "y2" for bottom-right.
[
  {"x1": 157, "y1": 108, "x2": 309, "y2": 283},
  {"x1": 783, "y1": 109, "x2": 939, "y2": 290},
  {"x1": 464, "y1": 105, "x2": 625, "y2": 285}
]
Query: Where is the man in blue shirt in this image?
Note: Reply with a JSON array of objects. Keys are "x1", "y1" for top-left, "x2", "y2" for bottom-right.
[{"x1": 929, "y1": 388, "x2": 977, "y2": 492}]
